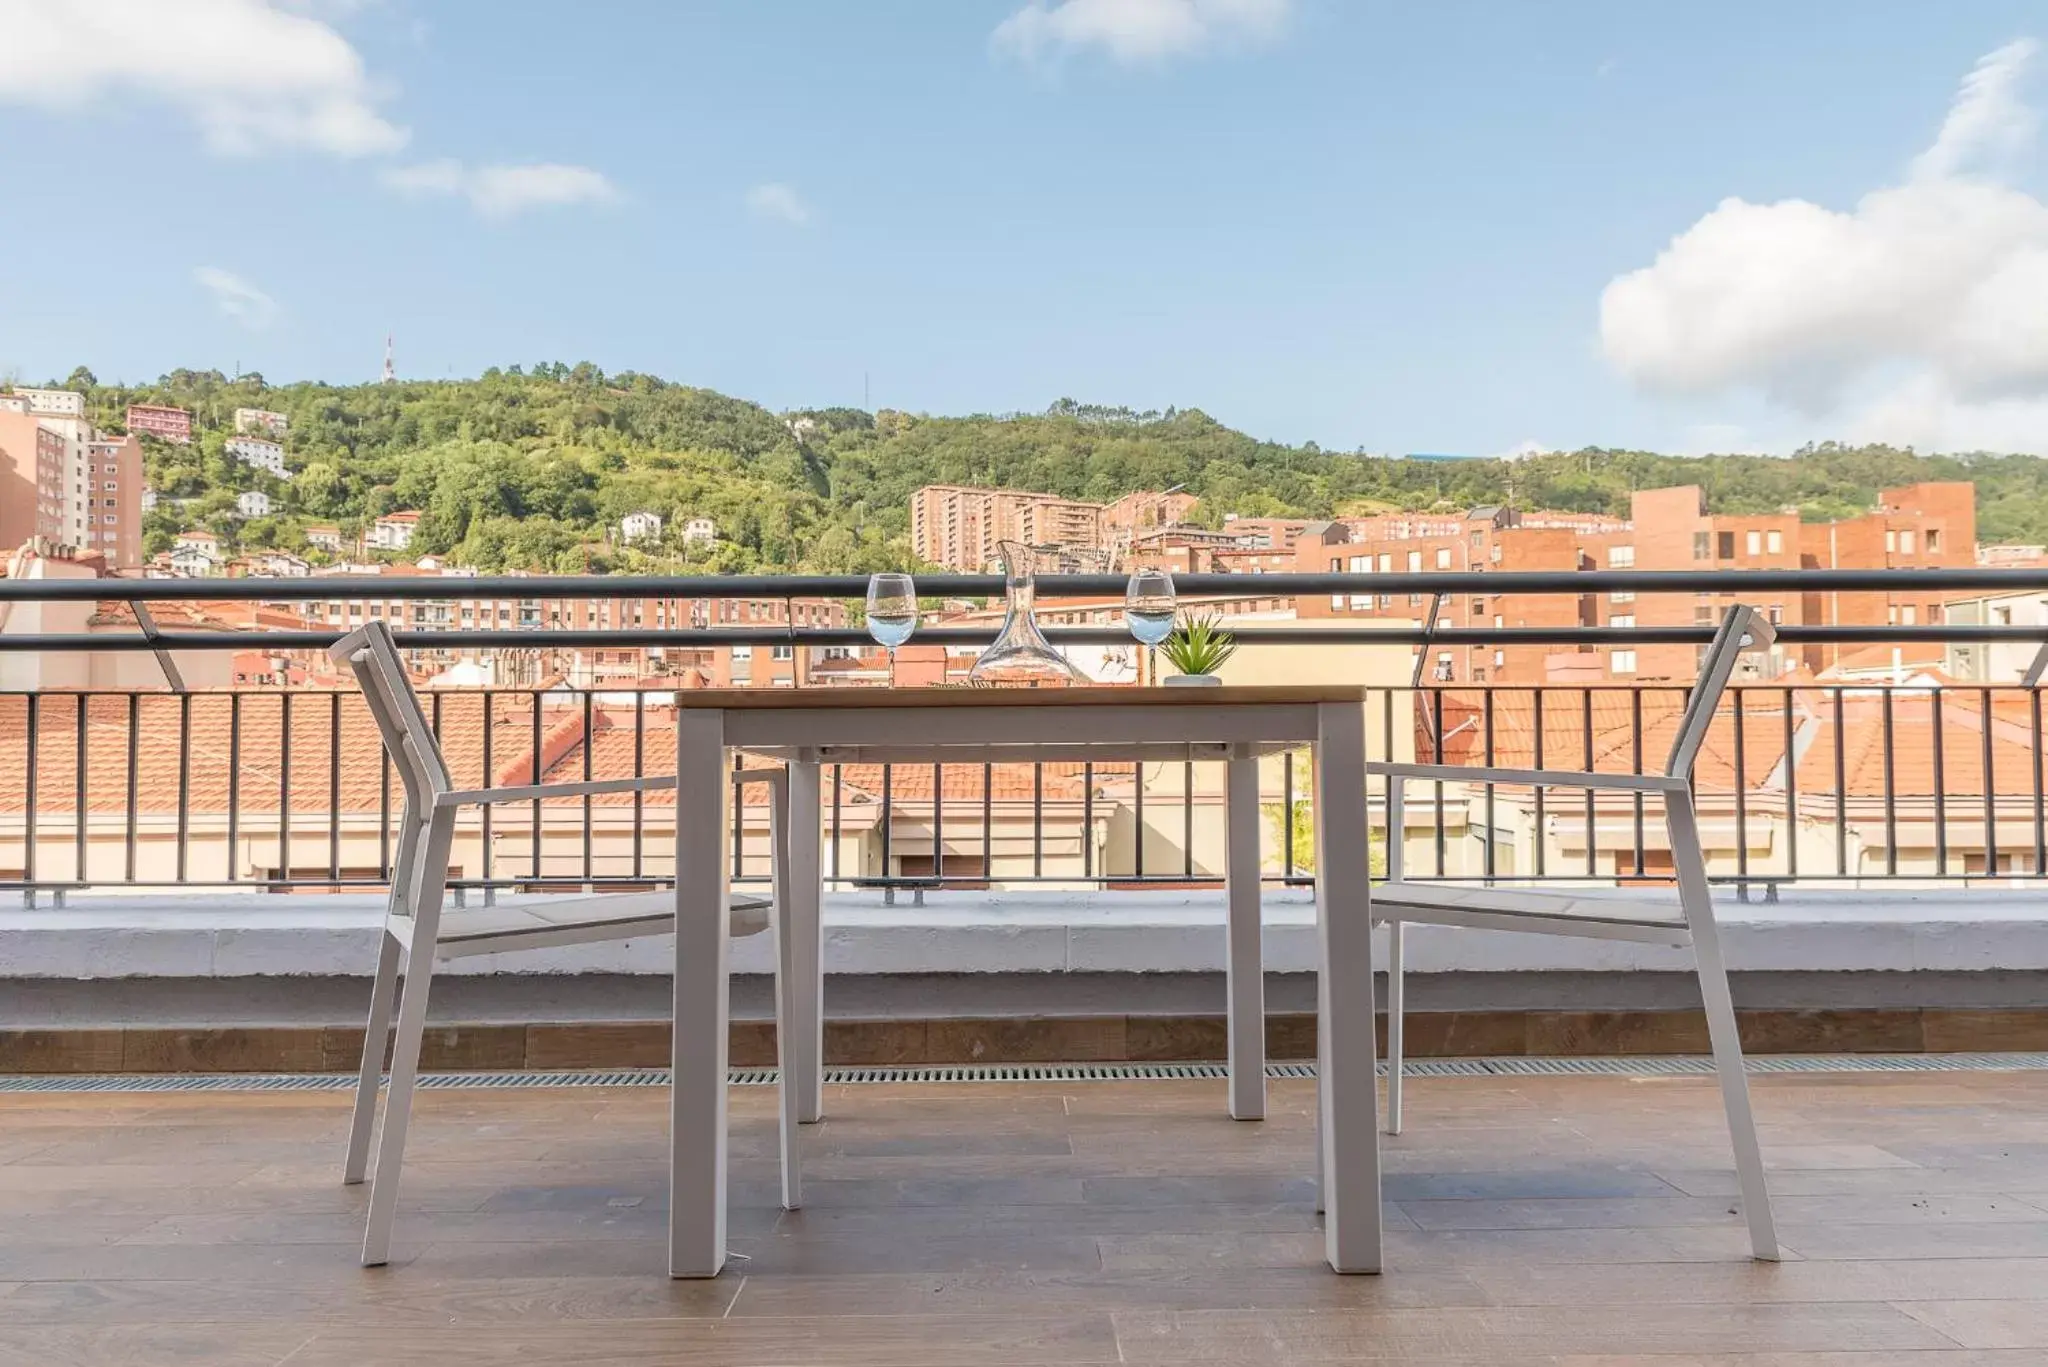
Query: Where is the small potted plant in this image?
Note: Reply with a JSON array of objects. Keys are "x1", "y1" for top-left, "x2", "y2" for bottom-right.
[{"x1": 1159, "y1": 613, "x2": 1236, "y2": 686}]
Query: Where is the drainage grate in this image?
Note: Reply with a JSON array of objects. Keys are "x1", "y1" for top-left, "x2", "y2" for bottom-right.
[{"x1": 6, "y1": 1052, "x2": 2048, "y2": 1094}]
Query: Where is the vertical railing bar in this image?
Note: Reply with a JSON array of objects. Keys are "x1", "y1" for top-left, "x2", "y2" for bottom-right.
[
  {"x1": 881, "y1": 763, "x2": 895, "y2": 888},
  {"x1": 24, "y1": 693, "x2": 39, "y2": 889},
  {"x1": 1182, "y1": 757, "x2": 1194, "y2": 880},
  {"x1": 1881, "y1": 689, "x2": 1897, "y2": 877},
  {"x1": 328, "y1": 692, "x2": 342, "y2": 885},
  {"x1": 1481, "y1": 689, "x2": 1496, "y2": 885},
  {"x1": 631, "y1": 690, "x2": 645, "y2": 882},
  {"x1": 278, "y1": 692, "x2": 292, "y2": 889},
  {"x1": 227, "y1": 693, "x2": 241, "y2": 883},
  {"x1": 1583, "y1": 689, "x2": 1596, "y2": 878},
  {"x1": 1381, "y1": 688, "x2": 1395, "y2": 884},
  {"x1": 124, "y1": 693, "x2": 140, "y2": 884},
  {"x1": 1732, "y1": 687, "x2": 1749, "y2": 889},
  {"x1": 1932, "y1": 689, "x2": 1948, "y2": 876},
  {"x1": 74, "y1": 694, "x2": 88, "y2": 885},
  {"x1": 176, "y1": 693, "x2": 192, "y2": 885},
  {"x1": 732, "y1": 750, "x2": 747, "y2": 880},
  {"x1": 530, "y1": 690, "x2": 543, "y2": 883},
  {"x1": 478, "y1": 691, "x2": 494, "y2": 892},
  {"x1": 1782, "y1": 686, "x2": 1798, "y2": 884},
  {"x1": 932, "y1": 761, "x2": 946, "y2": 884},
  {"x1": 1133, "y1": 756, "x2": 1146, "y2": 881},
  {"x1": 831, "y1": 763, "x2": 845, "y2": 885},
  {"x1": 1532, "y1": 687, "x2": 1546, "y2": 879},
  {"x1": 1630, "y1": 688, "x2": 1645, "y2": 878},
  {"x1": 582, "y1": 690, "x2": 594, "y2": 887},
  {"x1": 1032, "y1": 763, "x2": 1044, "y2": 879},
  {"x1": 1981, "y1": 686, "x2": 1998, "y2": 880},
  {"x1": 1082, "y1": 762, "x2": 1094, "y2": 880},
  {"x1": 2033, "y1": 687, "x2": 2046, "y2": 879},
  {"x1": 379, "y1": 734, "x2": 392, "y2": 879},
  {"x1": 1833, "y1": 689, "x2": 1848, "y2": 878},
  {"x1": 1431, "y1": 687, "x2": 1446, "y2": 878},
  {"x1": 1282, "y1": 750, "x2": 1295, "y2": 881},
  {"x1": 985, "y1": 761, "x2": 995, "y2": 886}
]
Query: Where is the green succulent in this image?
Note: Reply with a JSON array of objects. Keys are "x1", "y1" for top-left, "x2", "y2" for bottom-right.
[{"x1": 1160, "y1": 613, "x2": 1237, "y2": 676}]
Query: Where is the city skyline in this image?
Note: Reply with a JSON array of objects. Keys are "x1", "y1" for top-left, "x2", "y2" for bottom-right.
[{"x1": 1, "y1": 3, "x2": 2043, "y2": 458}]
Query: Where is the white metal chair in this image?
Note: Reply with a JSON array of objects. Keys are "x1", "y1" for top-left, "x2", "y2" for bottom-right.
[
  {"x1": 1372, "y1": 603, "x2": 1780, "y2": 1260},
  {"x1": 332, "y1": 621, "x2": 789, "y2": 1267}
]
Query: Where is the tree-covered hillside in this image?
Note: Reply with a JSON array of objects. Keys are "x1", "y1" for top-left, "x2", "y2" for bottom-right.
[{"x1": 44, "y1": 364, "x2": 2048, "y2": 572}]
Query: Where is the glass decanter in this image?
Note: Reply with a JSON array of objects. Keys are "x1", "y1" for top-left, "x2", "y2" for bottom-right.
[{"x1": 968, "y1": 540, "x2": 1086, "y2": 685}]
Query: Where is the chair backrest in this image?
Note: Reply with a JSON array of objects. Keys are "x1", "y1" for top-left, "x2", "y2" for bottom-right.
[
  {"x1": 328, "y1": 620, "x2": 452, "y2": 813},
  {"x1": 1664, "y1": 603, "x2": 1776, "y2": 779}
]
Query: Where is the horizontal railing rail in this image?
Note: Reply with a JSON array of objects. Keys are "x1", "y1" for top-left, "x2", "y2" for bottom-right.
[{"x1": 3, "y1": 570, "x2": 2046, "y2": 901}]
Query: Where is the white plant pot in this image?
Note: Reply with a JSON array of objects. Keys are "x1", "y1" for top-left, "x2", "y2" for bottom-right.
[{"x1": 1164, "y1": 674, "x2": 1222, "y2": 687}]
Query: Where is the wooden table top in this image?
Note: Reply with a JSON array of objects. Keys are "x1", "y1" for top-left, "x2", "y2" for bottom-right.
[{"x1": 674, "y1": 685, "x2": 1367, "y2": 709}]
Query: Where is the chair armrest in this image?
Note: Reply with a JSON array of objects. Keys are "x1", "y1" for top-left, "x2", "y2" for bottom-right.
[
  {"x1": 1367, "y1": 761, "x2": 1685, "y2": 794},
  {"x1": 435, "y1": 775, "x2": 680, "y2": 807},
  {"x1": 732, "y1": 769, "x2": 785, "y2": 789}
]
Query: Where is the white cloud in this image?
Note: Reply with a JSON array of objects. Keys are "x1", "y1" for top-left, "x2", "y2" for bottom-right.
[
  {"x1": 0, "y1": 0, "x2": 406, "y2": 157},
  {"x1": 1599, "y1": 38, "x2": 2048, "y2": 453},
  {"x1": 381, "y1": 159, "x2": 621, "y2": 217},
  {"x1": 194, "y1": 267, "x2": 279, "y2": 331},
  {"x1": 745, "y1": 182, "x2": 812, "y2": 226},
  {"x1": 992, "y1": 0, "x2": 1290, "y2": 66}
]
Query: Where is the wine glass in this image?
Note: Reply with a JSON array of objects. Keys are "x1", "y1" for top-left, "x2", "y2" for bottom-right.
[
  {"x1": 866, "y1": 572, "x2": 918, "y2": 681},
  {"x1": 1125, "y1": 568, "x2": 1176, "y2": 682}
]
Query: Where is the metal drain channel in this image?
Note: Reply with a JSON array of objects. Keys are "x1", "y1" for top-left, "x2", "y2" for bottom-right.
[{"x1": 6, "y1": 1052, "x2": 2048, "y2": 1093}]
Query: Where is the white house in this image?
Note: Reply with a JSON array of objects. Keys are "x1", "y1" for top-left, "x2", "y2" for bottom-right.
[
  {"x1": 168, "y1": 531, "x2": 221, "y2": 578},
  {"x1": 304, "y1": 525, "x2": 343, "y2": 552},
  {"x1": 224, "y1": 437, "x2": 288, "y2": 477},
  {"x1": 683, "y1": 516, "x2": 717, "y2": 546},
  {"x1": 237, "y1": 490, "x2": 272, "y2": 518},
  {"x1": 140, "y1": 486, "x2": 158, "y2": 513},
  {"x1": 234, "y1": 408, "x2": 289, "y2": 437},
  {"x1": 621, "y1": 510, "x2": 664, "y2": 544},
  {"x1": 369, "y1": 510, "x2": 420, "y2": 551},
  {"x1": 238, "y1": 550, "x2": 310, "y2": 578}
]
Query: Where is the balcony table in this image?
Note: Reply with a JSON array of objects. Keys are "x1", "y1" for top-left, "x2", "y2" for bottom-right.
[{"x1": 667, "y1": 685, "x2": 1383, "y2": 1278}]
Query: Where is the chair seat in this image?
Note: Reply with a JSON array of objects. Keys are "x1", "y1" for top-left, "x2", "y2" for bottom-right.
[
  {"x1": 429, "y1": 890, "x2": 772, "y2": 958},
  {"x1": 1372, "y1": 879, "x2": 1689, "y2": 943}
]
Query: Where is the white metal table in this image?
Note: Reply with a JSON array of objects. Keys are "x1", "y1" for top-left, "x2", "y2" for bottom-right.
[{"x1": 667, "y1": 685, "x2": 1383, "y2": 1277}]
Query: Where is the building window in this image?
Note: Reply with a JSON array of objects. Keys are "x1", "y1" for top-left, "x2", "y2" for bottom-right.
[
  {"x1": 772, "y1": 645, "x2": 794, "y2": 660},
  {"x1": 1435, "y1": 547, "x2": 1451, "y2": 569},
  {"x1": 1746, "y1": 530, "x2": 1761, "y2": 556},
  {"x1": 1408, "y1": 592, "x2": 1423, "y2": 606},
  {"x1": 1766, "y1": 529, "x2": 1783, "y2": 554},
  {"x1": 1608, "y1": 546, "x2": 1634, "y2": 568},
  {"x1": 1767, "y1": 604, "x2": 1783, "y2": 623},
  {"x1": 1926, "y1": 530, "x2": 1942, "y2": 553},
  {"x1": 1900, "y1": 529, "x2": 1916, "y2": 555},
  {"x1": 1610, "y1": 589, "x2": 1635, "y2": 604},
  {"x1": 1695, "y1": 604, "x2": 1716, "y2": 624},
  {"x1": 1472, "y1": 667, "x2": 1488, "y2": 682},
  {"x1": 1406, "y1": 550, "x2": 1421, "y2": 572},
  {"x1": 1693, "y1": 532, "x2": 1710, "y2": 560},
  {"x1": 1471, "y1": 530, "x2": 1484, "y2": 546},
  {"x1": 1347, "y1": 556, "x2": 1368, "y2": 572},
  {"x1": 1901, "y1": 605, "x2": 1917, "y2": 625},
  {"x1": 1885, "y1": 530, "x2": 1897, "y2": 552},
  {"x1": 1493, "y1": 649, "x2": 1505, "y2": 668},
  {"x1": 1717, "y1": 531, "x2": 1735, "y2": 559},
  {"x1": 1611, "y1": 650, "x2": 1638, "y2": 675},
  {"x1": 1611, "y1": 614, "x2": 1635, "y2": 628},
  {"x1": 1377, "y1": 553, "x2": 1392, "y2": 572}
]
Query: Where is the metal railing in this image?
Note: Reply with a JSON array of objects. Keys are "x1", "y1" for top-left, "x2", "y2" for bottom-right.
[{"x1": 2, "y1": 569, "x2": 2045, "y2": 900}]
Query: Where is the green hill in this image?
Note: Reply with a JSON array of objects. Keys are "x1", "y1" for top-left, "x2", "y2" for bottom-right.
[{"x1": 45, "y1": 363, "x2": 2048, "y2": 572}]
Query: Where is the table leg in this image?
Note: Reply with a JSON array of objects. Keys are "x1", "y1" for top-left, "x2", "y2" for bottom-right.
[
  {"x1": 1224, "y1": 752, "x2": 1266, "y2": 1120},
  {"x1": 1314, "y1": 701, "x2": 1382, "y2": 1274},
  {"x1": 670, "y1": 710, "x2": 730, "y2": 1278},
  {"x1": 786, "y1": 759, "x2": 825, "y2": 1124}
]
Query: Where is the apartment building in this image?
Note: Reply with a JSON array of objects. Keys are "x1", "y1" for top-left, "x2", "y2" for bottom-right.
[
  {"x1": 1295, "y1": 506, "x2": 1626, "y2": 685},
  {"x1": 369, "y1": 510, "x2": 420, "y2": 550},
  {"x1": 1282, "y1": 482, "x2": 1981, "y2": 684},
  {"x1": 225, "y1": 437, "x2": 288, "y2": 477},
  {"x1": 0, "y1": 390, "x2": 143, "y2": 568},
  {"x1": 911, "y1": 484, "x2": 1109, "y2": 570},
  {"x1": 125, "y1": 403, "x2": 192, "y2": 444}
]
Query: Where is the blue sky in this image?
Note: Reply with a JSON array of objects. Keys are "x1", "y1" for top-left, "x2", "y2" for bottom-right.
[{"x1": 2, "y1": 1, "x2": 2045, "y2": 456}]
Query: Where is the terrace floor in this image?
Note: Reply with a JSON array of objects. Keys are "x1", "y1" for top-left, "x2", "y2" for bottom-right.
[{"x1": 4, "y1": 1071, "x2": 2048, "y2": 1364}]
